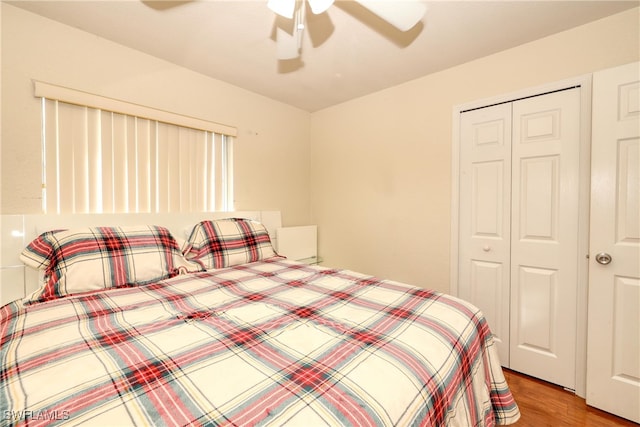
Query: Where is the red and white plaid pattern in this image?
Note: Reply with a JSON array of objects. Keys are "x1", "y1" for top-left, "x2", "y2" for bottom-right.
[
  {"x1": 184, "y1": 218, "x2": 277, "y2": 269},
  {"x1": 20, "y1": 225, "x2": 198, "y2": 303},
  {"x1": 0, "y1": 259, "x2": 520, "y2": 426}
]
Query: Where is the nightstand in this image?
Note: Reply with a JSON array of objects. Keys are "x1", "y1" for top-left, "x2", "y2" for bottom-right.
[
  {"x1": 296, "y1": 256, "x2": 323, "y2": 266},
  {"x1": 275, "y1": 225, "x2": 319, "y2": 264}
]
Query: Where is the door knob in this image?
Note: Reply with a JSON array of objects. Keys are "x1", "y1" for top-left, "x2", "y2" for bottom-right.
[{"x1": 595, "y1": 252, "x2": 612, "y2": 265}]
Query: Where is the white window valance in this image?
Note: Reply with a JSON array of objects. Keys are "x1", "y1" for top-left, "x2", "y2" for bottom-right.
[{"x1": 34, "y1": 80, "x2": 237, "y2": 137}]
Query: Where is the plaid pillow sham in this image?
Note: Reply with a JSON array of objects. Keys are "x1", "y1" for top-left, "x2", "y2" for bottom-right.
[
  {"x1": 20, "y1": 225, "x2": 200, "y2": 303},
  {"x1": 183, "y1": 218, "x2": 277, "y2": 269}
]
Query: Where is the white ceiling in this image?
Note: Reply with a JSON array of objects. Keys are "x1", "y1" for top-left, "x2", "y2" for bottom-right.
[{"x1": 8, "y1": 0, "x2": 639, "y2": 112}]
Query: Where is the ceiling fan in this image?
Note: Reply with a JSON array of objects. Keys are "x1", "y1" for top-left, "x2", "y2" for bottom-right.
[{"x1": 268, "y1": 0, "x2": 427, "y2": 60}]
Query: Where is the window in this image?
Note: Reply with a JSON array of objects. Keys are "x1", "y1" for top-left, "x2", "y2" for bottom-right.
[{"x1": 35, "y1": 81, "x2": 235, "y2": 214}]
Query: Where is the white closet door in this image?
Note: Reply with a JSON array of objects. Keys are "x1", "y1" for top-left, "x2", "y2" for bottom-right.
[
  {"x1": 458, "y1": 103, "x2": 512, "y2": 366},
  {"x1": 587, "y1": 62, "x2": 640, "y2": 423},
  {"x1": 509, "y1": 88, "x2": 581, "y2": 390}
]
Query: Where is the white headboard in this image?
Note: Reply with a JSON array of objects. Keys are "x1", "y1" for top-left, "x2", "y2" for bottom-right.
[{"x1": 0, "y1": 211, "x2": 282, "y2": 306}]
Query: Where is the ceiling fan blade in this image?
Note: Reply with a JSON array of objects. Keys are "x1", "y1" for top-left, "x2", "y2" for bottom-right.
[
  {"x1": 268, "y1": 0, "x2": 296, "y2": 19},
  {"x1": 355, "y1": 0, "x2": 427, "y2": 31},
  {"x1": 307, "y1": 0, "x2": 334, "y2": 14}
]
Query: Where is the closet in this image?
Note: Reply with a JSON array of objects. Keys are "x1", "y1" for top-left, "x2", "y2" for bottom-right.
[
  {"x1": 454, "y1": 62, "x2": 639, "y2": 422},
  {"x1": 457, "y1": 87, "x2": 582, "y2": 391}
]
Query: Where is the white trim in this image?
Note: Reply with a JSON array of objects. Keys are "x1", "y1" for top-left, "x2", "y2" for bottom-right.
[
  {"x1": 573, "y1": 75, "x2": 593, "y2": 400},
  {"x1": 450, "y1": 107, "x2": 461, "y2": 297},
  {"x1": 33, "y1": 80, "x2": 237, "y2": 137},
  {"x1": 450, "y1": 74, "x2": 592, "y2": 398}
]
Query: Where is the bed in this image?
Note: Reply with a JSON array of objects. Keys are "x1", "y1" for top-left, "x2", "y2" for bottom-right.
[{"x1": 0, "y1": 215, "x2": 520, "y2": 426}]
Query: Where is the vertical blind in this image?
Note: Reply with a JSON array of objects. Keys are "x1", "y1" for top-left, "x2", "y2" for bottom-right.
[{"x1": 38, "y1": 87, "x2": 234, "y2": 214}]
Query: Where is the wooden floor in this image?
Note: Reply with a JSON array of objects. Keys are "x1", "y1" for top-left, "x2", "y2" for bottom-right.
[{"x1": 503, "y1": 369, "x2": 638, "y2": 426}]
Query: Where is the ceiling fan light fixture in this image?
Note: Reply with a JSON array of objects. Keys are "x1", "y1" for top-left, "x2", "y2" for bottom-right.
[{"x1": 267, "y1": 0, "x2": 296, "y2": 19}]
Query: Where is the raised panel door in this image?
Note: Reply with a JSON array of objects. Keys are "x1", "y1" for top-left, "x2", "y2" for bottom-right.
[
  {"x1": 509, "y1": 88, "x2": 581, "y2": 390},
  {"x1": 458, "y1": 103, "x2": 512, "y2": 366},
  {"x1": 587, "y1": 61, "x2": 640, "y2": 423}
]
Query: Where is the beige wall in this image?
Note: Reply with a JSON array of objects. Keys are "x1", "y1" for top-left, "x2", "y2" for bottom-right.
[
  {"x1": 0, "y1": 4, "x2": 312, "y2": 226},
  {"x1": 310, "y1": 8, "x2": 640, "y2": 293}
]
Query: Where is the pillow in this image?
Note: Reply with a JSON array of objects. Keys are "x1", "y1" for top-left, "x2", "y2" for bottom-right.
[
  {"x1": 20, "y1": 225, "x2": 201, "y2": 303},
  {"x1": 183, "y1": 218, "x2": 277, "y2": 269}
]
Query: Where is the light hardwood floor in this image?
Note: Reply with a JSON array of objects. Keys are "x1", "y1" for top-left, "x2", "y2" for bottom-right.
[{"x1": 503, "y1": 369, "x2": 638, "y2": 426}]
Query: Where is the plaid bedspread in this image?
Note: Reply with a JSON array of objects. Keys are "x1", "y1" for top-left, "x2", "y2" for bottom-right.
[{"x1": 0, "y1": 259, "x2": 520, "y2": 426}]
